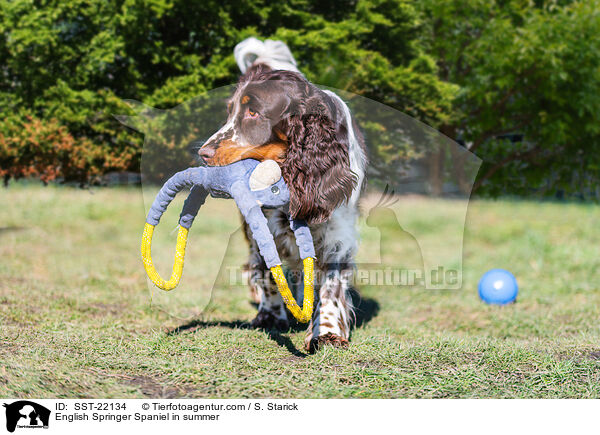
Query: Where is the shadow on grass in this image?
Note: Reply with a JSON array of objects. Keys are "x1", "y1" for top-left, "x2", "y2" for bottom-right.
[
  {"x1": 0, "y1": 226, "x2": 26, "y2": 236},
  {"x1": 264, "y1": 331, "x2": 307, "y2": 358},
  {"x1": 167, "y1": 319, "x2": 251, "y2": 335},
  {"x1": 167, "y1": 291, "x2": 379, "y2": 357},
  {"x1": 166, "y1": 319, "x2": 308, "y2": 358},
  {"x1": 352, "y1": 293, "x2": 380, "y2": 329}
]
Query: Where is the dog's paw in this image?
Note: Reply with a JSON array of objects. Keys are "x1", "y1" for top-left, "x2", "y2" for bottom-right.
[
  {"x1": 251, "y1": 310, "x2": 289, "y2": 331},
  {"x1": 305, "y1": 332, "x2": 349, "y2": 353}
]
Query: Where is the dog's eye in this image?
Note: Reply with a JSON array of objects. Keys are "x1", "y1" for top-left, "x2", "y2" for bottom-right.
[{"x1": 247, "y1": 107, "x2": 259, "y2": 118}]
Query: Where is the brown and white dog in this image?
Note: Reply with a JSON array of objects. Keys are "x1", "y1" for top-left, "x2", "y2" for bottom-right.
[{"x1": 198, "y1": 38, "x2": 367, "y2": 352}]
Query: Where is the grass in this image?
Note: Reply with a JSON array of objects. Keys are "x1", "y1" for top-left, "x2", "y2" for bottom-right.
[{"x1": 1, "y1": 183, "x2": 599, "y2": 398}]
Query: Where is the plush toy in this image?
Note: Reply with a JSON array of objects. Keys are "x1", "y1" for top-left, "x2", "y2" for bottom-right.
[{"x1": 141, "y1": 159, "x2": 315, "y2": 323}]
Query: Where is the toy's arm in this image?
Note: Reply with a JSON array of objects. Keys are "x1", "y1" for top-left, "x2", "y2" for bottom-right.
[
  {"x1": 142, "y1": 167, "x2": 207, "y2": 291},
  {"x1": 179, "y1": 185, "x2": 209, "y2": 229},
  {"x1": 289, "y1": 219, "x2": 315, "y2": 260},
  {"x1": 230, "y1": 180, "x2": 281, "y2": 268},
  {"x1": 146, "y1": 167, "x2": 207, "y2": 227}
]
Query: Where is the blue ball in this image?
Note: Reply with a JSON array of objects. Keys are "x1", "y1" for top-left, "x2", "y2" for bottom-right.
[{"x1": 478, "y1": 269, "x2": 518, "y2": 305}]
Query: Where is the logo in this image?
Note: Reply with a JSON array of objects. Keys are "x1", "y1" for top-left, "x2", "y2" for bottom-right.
[{"x1": 3, "y1": 401, "x2": 50, "y2": 433}]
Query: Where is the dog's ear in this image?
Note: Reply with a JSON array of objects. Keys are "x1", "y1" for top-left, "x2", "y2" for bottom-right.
[{"x1": 281, "y1": 95, "x2": 357, "y2": 224}]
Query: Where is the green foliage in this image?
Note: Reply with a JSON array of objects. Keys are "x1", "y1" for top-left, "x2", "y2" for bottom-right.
[
  {"x1": 420, "y1": 0, "x2": 600, "y2": 197},
  {"x1": 0, "y1": 0, "x2": 598, "y2": 196}
]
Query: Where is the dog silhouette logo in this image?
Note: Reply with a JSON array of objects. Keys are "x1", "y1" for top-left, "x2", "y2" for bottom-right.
[
  {"x1": 3, "y1": 401, "x2": 50, "y2": 432},
  {"x1": 366, "y1": 185, "x2": 425, "y2": 273}
]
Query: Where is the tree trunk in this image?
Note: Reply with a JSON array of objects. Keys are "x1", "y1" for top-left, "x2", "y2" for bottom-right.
[
  {"x1": 449, "y1": 144, "x2": 470, "y2": 195},
  {"x1": 428, "y1": 147, "x2": 444, "y2": 196}
]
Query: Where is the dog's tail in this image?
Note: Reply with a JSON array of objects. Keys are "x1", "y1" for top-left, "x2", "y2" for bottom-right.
[{"x1": 234, "y1": 37, "x2": 299, "y2": 74}]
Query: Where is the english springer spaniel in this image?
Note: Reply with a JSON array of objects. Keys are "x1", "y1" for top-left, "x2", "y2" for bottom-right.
[{"x1": 198, "y1": 38, "x2": 367, "y2": 352}]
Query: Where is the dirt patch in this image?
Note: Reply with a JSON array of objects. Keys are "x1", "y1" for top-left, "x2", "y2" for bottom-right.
[
  {"x1": 82, "y1": 302, "x2": 128, "y2": 317},
  {"x1": 0, "y1": 310, "x2": 39, "y2": 327},
  {"x1": 0, "y1": 366, "x2": 9, "y2": 385},
  {"x1": 0, "y1": 339, "x2": 21, "y2": 354},
  {"x1": 554, "y1": 349, "x2": 600, "y2": 363},
  {"x1": 85, "y1": 368, "x2": 193, "y2": 398},
  {"x1": 0, "y1": 276, "x2": 38, "y2": 290},
  {"x1": 125, "y1": 375, "x2": 194, "y2": 398},
  {"x1": 0, "y1": 226, "x2": 26, "y2": 236},
  {"x1": 354, "y1": 359, "x2": 386, "y2": 370},
  {"x1": 588, "y1": 351, "x2": 600, "y2": 361},
  {"x1": 281, "y1": 355, "x2": 305, "y2": 365}
]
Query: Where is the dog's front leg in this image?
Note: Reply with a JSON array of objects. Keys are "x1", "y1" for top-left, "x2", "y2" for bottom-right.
[{"x1": 304, "y1": 265, "x2": 354, "y2": 352}]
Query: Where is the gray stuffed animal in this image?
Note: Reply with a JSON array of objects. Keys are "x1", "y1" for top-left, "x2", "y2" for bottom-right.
[{"x1": 141, "y1": 158, "x2": 316, "y2": 322}]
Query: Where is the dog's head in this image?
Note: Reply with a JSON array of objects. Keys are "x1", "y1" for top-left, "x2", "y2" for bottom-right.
[{"x1": 198, "y1": 66, "x2": 357, "y2": 224}]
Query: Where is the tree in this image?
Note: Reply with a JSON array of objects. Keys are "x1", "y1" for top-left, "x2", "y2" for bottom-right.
[{"x1": 420, "y1": 0, "x2": 600, "y2": 197}]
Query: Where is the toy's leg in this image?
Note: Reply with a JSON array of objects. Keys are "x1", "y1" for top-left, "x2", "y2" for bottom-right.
[
  {"x1": 304, "y1": 264, "x2": 354, "y2": 352},
  {"x1": 244, "y1": 224, "x2": 289, "y2": 330}
]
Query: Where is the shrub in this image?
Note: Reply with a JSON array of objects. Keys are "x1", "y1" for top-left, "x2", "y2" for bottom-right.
[{"x1": 0, "y1": 114, "x2": 131, "y2": 185}]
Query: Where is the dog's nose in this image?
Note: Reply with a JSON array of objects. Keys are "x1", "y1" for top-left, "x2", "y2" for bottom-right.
[{"x1": 198, "y1": 145, "x2": 216, "y2": 160}]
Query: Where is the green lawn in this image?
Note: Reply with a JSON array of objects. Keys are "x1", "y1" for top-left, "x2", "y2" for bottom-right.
[{"x1": 1, "y1": 184, "x2": 599, "y2": 398}]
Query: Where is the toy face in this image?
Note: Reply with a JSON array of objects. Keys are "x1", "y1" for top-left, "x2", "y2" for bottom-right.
[
  {"x1": 248, "y1": 160, "x2": 289, "y2": 208},
  {"x1": 249, "y1": 160, "x2": 282, "y2": 191}
]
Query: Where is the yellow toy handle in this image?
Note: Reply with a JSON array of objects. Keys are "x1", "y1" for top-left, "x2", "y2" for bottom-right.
[
  {"x1": 270, "y1": 258, "x2": 314, "y2": 323},
  {"x1": 141, "y1": 223, "x2": 188, "y2": 291},
  {"x1": 140, "y1": 222, "x2": 314, "y2": 323}
]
